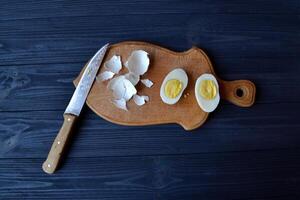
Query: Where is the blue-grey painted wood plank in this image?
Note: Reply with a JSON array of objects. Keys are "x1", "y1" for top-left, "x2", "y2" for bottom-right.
[
  {"x1": 0, "y1": 8, "x2": 299, "y2": 66},
  {"x1": 1, "y1": 0, "x2": 300, "y2": 22},
  {"x1": 0, "y1": 103, "x2": 299, "y2": 159},
  {"x1": 0, "y1": 150, "x2": 299, "y2": 199}
]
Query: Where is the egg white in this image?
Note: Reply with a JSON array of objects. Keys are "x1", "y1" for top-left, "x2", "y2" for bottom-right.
[
  {"x1": 195, "y1": 73, "x2": 220, "y2": 112},
  {"x1": 160, "y1": 68, "x2": 188, "y2": 105}
]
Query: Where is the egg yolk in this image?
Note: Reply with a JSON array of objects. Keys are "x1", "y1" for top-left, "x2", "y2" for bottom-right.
[
  {"x1": 164, "y1": 79, "x2": 183, "y2": 98},
  {"x1": 199, "y1": 79, "x2": 217, "y2": 100}
]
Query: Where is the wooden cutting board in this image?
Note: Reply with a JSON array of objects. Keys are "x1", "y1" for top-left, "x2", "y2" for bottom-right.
[{"x1": 74, "y1": 41, "x2": 256, "y2": 130}]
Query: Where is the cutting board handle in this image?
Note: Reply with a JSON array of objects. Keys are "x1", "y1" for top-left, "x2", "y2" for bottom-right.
[{"x1": 219, "y1": 79, "x2": 256, "y2": 107}]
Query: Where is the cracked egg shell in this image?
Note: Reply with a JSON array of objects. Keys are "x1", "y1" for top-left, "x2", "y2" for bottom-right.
[
  {"x1": 104, "y1": 55, "x2": 122, "y2": 74},
  {"x1": 125, "y1": 50, "x2": 149, "y2": 76},
  {"x1": 123, "y1": 78, "x2": 137, "y2": 101},
  {"x1": 112, "y1": 98, "x2": 127, "y2": 111},
  {"x1": 133, "y1": 94, "x2": 148, "y2": 106},
  {"x1": 107, "y1": 75, "x2": 125, "y2": 91},
  {"x1": 108, "y1": 75, "x2": 137, "y2": 102},
  {"x1": 124, "y1": 72, "x2": 140, "y2": 86},
  {"x1": 97, "y1": 71, "x2": 114, "y2": 82}
]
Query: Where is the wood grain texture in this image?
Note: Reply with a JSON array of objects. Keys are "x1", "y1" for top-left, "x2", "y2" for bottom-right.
[
  {"x1": 0, "y1": 0, "x2": 300, "y2": 199},
  {"x1": 1, "y1": 150, "x2": 300, "y2": 199},
  {"x1": 0, "y1": 104, "x2": 299, "y2": 159},
  {"x1": 74, "y1": 41, "x2": 255, "y2": 130}
]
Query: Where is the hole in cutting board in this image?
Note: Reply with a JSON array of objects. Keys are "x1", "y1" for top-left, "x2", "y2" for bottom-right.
[{"x1": 236, "y1": 88, "x2": 244, "y2": 97}]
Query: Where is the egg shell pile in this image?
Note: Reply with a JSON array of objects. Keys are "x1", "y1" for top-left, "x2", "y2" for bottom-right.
[{"x1": 97, "y1": 50, "x2": 152, "y2": 110}]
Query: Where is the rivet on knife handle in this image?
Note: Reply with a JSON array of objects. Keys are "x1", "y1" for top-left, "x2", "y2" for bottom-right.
[{"x1": 42, "y1": 114, "x2": 77, "y2": 174}]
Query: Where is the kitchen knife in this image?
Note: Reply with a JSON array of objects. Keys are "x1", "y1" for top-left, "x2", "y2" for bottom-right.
[{"x1": 42, "y1": 43, "x2": 109, "y2": 174}]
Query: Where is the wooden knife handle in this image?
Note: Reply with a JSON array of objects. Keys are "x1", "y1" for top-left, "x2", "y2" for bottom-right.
[
  {"x1": 42, "y1": 114, "x2": 77, "y2": 174},
  {"x1": 219, "y1": 79, "x2": 256, "y2": 107}
]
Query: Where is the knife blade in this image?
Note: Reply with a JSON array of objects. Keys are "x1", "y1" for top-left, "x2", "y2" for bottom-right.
[
  {"x1": 65, "y1": 43, "x2": 109, "y2": 115},
  {"x1": 42, "y1": 43, "x2": 109, "y2": 174}
]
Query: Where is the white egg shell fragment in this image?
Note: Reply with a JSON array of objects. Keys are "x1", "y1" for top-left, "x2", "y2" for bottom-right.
[
  {"x1": 104, "y1": 55, "x2": 122, "y2": 74},
  {"x1": 141, "y1": 79, "x2": 153, "y2": 88},
  {"x1": 133, "y1": 94, "x2": 148, "y2": 106},
  {"x1": 108, "y1": 75, "x2": 137, "y2": 103},
  {"x1": 107, "y1": 75, "x2": 125, "y2": 90},
  {"x1": 123, "y1": 79, "x2": 137, "y2": 101},
  {"x1": 141, "y1": 95, "x2": 149, "y2": 102},
  {"x1": 195, "y1": 73, "x2": 220, "y2": 113},
  {"x1": 125, "y1": 50, "x2": 149, "y2": 75},
  {"x1": 96, "y1": 71, "x2": 115, "y2": 82},
  {"x1": 124, "y1": 72, "x2": 140, "y2": 86},
  {"x1": 108, "y1": 76, "x2": 126, "y2": 99},
  {"x1": 113, "y1": 98, "x2": 127, "y2": 111},
  {"x1": 160, "y1": 68, "x2": 188, "y2": 105},
  {"x1": 112, "y1": 81, "x2": 126, "y2": 99}
]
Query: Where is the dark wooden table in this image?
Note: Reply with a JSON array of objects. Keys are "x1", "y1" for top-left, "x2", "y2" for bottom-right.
[{"x1": 1, "y1": 0, "x2": 300, "y2": 199}]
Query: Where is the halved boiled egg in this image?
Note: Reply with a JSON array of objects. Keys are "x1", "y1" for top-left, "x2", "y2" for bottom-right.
[
  {"x1": 160, "y1": 68, "x2": 188, "y2": 105},
  {"x1": 195, "y1": 73, "x2": 220, "y2": 112}
]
